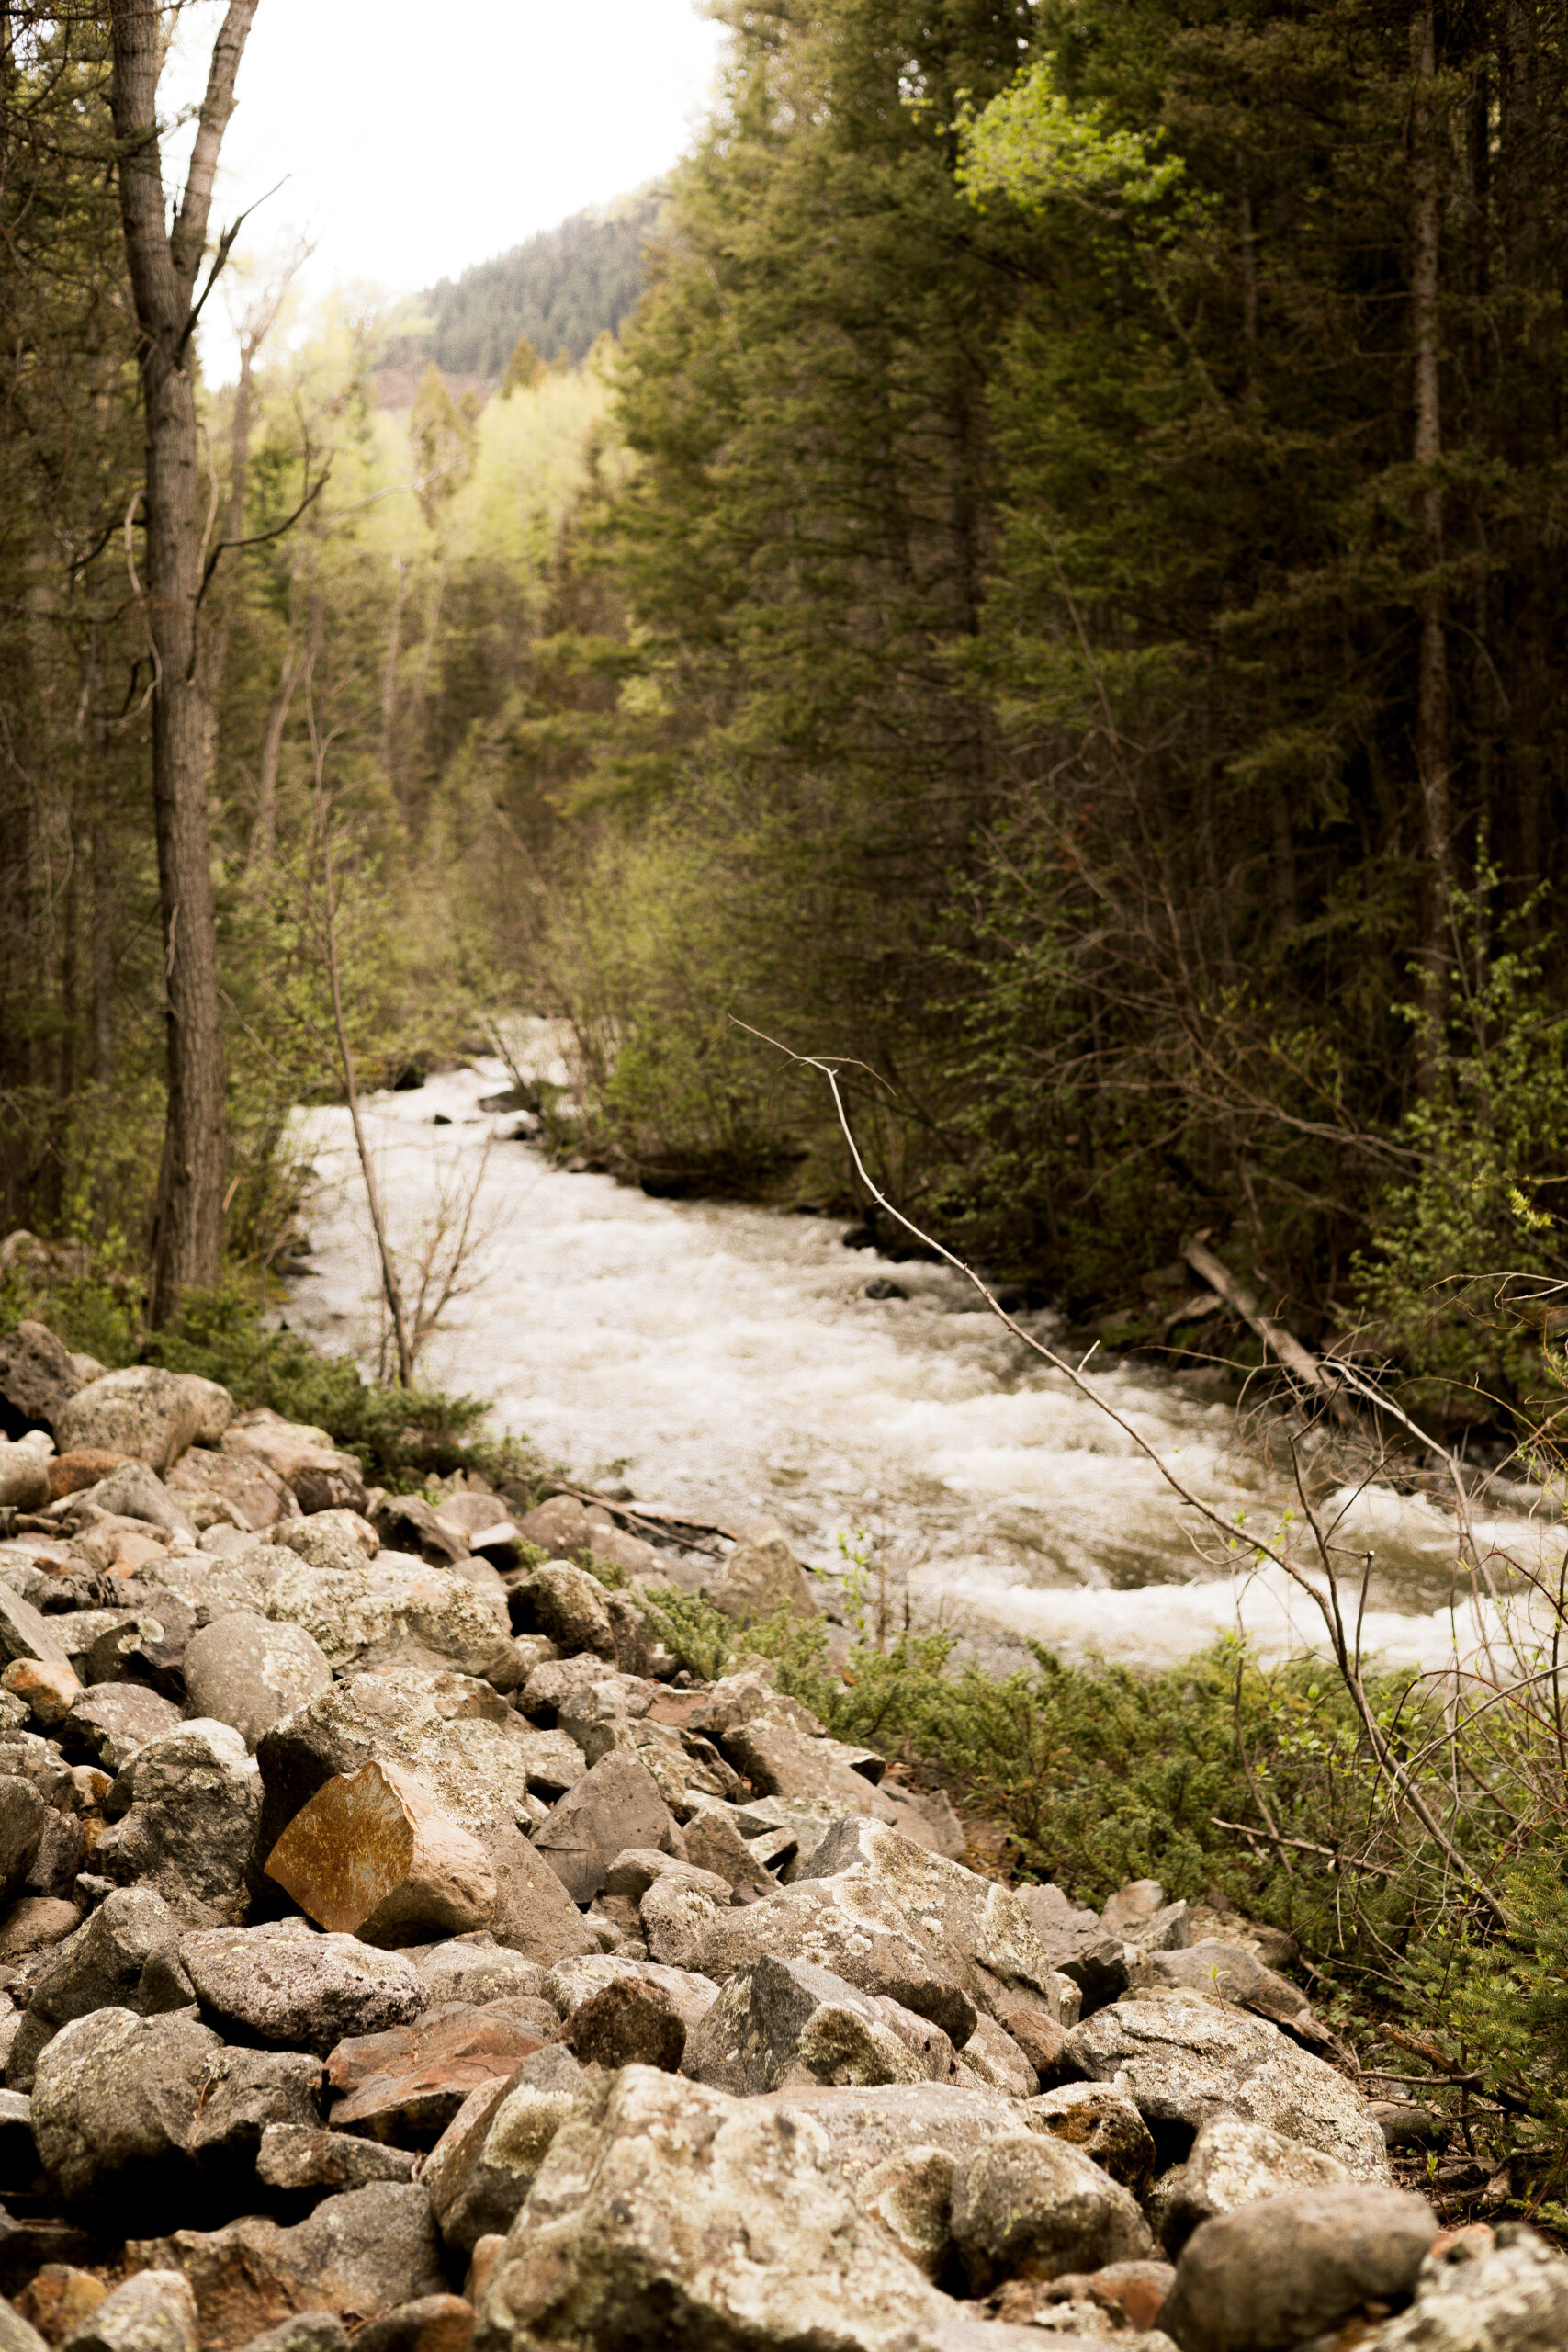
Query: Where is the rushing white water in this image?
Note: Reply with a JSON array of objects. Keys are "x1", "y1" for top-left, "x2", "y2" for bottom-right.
[{"x1": 284, "y1": 1060, "x2": 1563, "y2": 1678}]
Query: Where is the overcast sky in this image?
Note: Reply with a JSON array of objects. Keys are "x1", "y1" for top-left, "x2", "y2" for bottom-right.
[{"x1": 165, "y1": 0, "x2": 728, "y2": 375}]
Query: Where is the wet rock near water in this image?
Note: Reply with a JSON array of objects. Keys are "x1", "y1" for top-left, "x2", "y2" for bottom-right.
[{"x1": 1, "y1": 1319, "x2": 1563, "y2": 2352}]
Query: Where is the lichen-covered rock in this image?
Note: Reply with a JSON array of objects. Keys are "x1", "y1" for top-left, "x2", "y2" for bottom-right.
[
  {"x1": 58, "y1": 2270, "x2": 198, "y2": 2352},
  {"x1": 684, "y1": 1954, "x2": 953, "y2": 2098},
  {"x1": 182, "y1": 1613, "x2": 333, "y2": 1748},
  {"x1": 13, "y1": 1886, "x2": 186, "y2": 2086},
  {"x1": 532, "y1": 1753, "x2": 683, "y2": 1905},
  {"x1": 1157, "y1": 2185, "x2": 1438, "y2": 2352},
  {"x1": 524, "y1": 1566, "x2": 616, "y2": 1662},
  {"x1": 265, "y1": 1761, "x2": 497, "y2": 1945},
  {"x1": 165, "y1": 1445, "x2": 298, "y2": 1531},
  {"x1": 1061, "y1": 1992, "x2": 1390, "y2": 2182},
  {"x1": 407, "y1": 1937, "x2": 547, "y2": 2010},
  {"x1": 185, "y1": 2047, "x2": 323, "y2": 2165},
  {"x1": 257, "y1": 2126, "x2": 418, "y2": 2194},
  {"x1": 256, "y1": 1549, "x2": 513, "y2": 1683},
  {"x1": 951, "y1": 2132, "x2": 1154, "y2": 2292},
  {"x1": 1021, "y1": 2085, "x2": 1158, "y2": 2197},
  {"x1": 752, "y1": 2080, "x2": 1041, "y2": 2190},
  {"x1": 68, "y1": 1462, "x2": 196, "y2": 1540},
  {"x1": 179, "y1": 1922, "x2": 428, "y2": 2054},
  {"x1": 0, "y1": 1589, "x2": 71, "y2": 1675},
  {"x1": 0, "y1": 1443, "x2": 50, "y2": 1513},
  {"x1": 92, "y1": 1721, "x2": 261, "y2": 1926},
  {"x1": 1147, "y1": 2115, "x2": 1350, "y2": 2254},
  {"x1": 852, "y1": 2145, "x2": 959, "y2": 2282},
  {"x1": 541, "y1": 1953, "x2": 720, "y2": 2035},
  {"x1": 637, "y1": 1872, "x2": 727, "y2": 1970},
  {"x1": 1364, "y1": 2222, "x2": 1568, "y2": 2351},
  {"x1": 555, "y1": 1979, "x2": 685, "y2": 2074},
  {"x1": 694, "y1": 1874, "x2": 978, "y2": 2047},
  {"x1": 956, "y1": 2014, "x2": 1039, "y2": 2099},
  {"x1": 67, "y1": 1684, "x2": 183, "y2": 1772},
  {"x1": 129, "y1": 2183, "x2": 445, "y2": 2347},
  {"x1": 55, "y1": 1370, "x2": 232, "y2": 1475},
  {"x1": 30, "y1": 2007, "x2": 224, "y2": 2202},
  {"x1": 423, "y1": 2049, "x2": 587, "y2": 2255},
  {"x1": 472, "y1": 2065, "x2": 949, "y2": 2352}
]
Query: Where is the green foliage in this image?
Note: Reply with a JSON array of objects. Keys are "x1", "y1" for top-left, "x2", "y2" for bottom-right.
[
  {"x1": 385, "y1": 198, "x2": 659, "y2": 379},
  {"x1": 956, "y1": 53, "x2": 1187, "y2": 211}
]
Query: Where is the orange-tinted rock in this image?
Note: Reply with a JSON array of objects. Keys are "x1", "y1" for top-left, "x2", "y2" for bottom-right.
[
  {"x1": 353, "y1": 2295, "x2": 474, "y2": 2352},
  {"x1": 325, "y1": 2001, "x2": 543, "y2": 2141},
  {"x1": 1, "y1": 1656, "x2": 81, "y2": 1726},
  {"x1": 14, "y1": 2262, "x2": 111, "y2": 2346},
  {"x1": 46, "y1": 1451, "x2": 133, "y2": 1502},
  {"x1": 0, "y1": 1895, "x2": 83, "y2": 1962},
  {"x1": 461, "y1": 2241, "x2": 504, "y2": 2311},
  {"x1": 265, "y1": 1760, "x2": 496, "y2": 1944}
]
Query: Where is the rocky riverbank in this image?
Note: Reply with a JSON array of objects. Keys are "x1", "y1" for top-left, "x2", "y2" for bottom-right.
[{"x1": 0, "y1": 1318, "x2": 1562, "y2": 2352}]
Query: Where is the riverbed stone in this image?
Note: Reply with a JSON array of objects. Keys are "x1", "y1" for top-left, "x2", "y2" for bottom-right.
[
  {"x1": 421, "y1": 2047, "x2": 587, "y2": 2255},
  {"x1": 221, "y1": 1411, "x2": 369, "y2": 1516},
  {"x1": 1158, "y1": 2184, "x2": 1438, "y2": 2352},
  {"x1": 694, "y1": 1873, "x2": 978, "y2": 2046},
  {"x1": 257, "y1": 2125, "x2": 417, "y2": 2193},
  {"x1": 178, "y1": 1923, "x2": 427, "y2": 2053},
  {"x1": 55, "y1": 1372, "x2": 231, "y2": 1476},
  {"x1": 951, "y1": 2132, "x2": 1154, "y2": 2292},
  {"x1": 265, "y1": 1760, "x2": 498, "y2": 1945},
  {"x1": 164, "y1": 1446, "x2": 298, "y2": 1531},
  {"x1": 532, "y1": 1752, "x2": 683, "y2": 1905},
  {"x1": 30, "y1": 2006, "x2": 224, "y2": 2202},
  {"x1": 1149, "y1": 2114, "x2": 1351, "y2": 2254},
  {"x1": 1364, "y1": 2222, "x2": 1568, "y2": 2351},
  {"x1": 753, "y1": 2080, "x2": 1041, "y2": 2188},
  {"x1": 706, "y1": 1531, "x2": 818, "y2": 1623},
  {"x1": 472, "y1": 2064, "x2": 948, "y2": 2352},
  {"x1": 93, "y1": 1721, "x2": 261, "y2": 1926},
  {"x1": 684, "y1": 1953, "x2": 953, "y2": 2097},
  {"x1": 130, "y1": 2183, "x2": 446, "y2": 2347},
  {"x1": 1022, "y1": 2084, "x2": 1158, "y2": 2196},
  {"x1": 59, "y1": 2270, "x2": 198, "y2": 2352},
  {"x1": 182, "y1": 1613, "x2": 333, "y2": 1748},
  {"x1": 325, "y1": 2002, "x2": 545, "y2": 2140},
  {"x1": 524, "y1": 1566, "x2": 616, "y2": 1662},
  {"x1": 407, "y1": 1937, "x2": 547, "y2": 2010},
  {"x1": 0, "y1": 1322, "x2": 80, "y2": 1437},
  {"x1": 66, "y1": 1684, "x2": 183, "y2": 1772},
  {"x1": 541, "y1": 1952, "x2": 719, "y2": 2034},
  {"x1": 1062, "y1": 1991, "x2": 1391, "y2": 2181}
]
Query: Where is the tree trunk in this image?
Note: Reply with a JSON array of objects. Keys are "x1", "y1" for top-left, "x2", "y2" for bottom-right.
[
  {"x1": 1410, "y1": 0, "x2": 1450, "y2": 1085},
  {"x1": 109, "y1": 0, "x2": 258, "y2": 1320}
]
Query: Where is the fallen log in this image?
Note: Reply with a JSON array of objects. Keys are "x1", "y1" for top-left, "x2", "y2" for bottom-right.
[
  {"x1": 540, "y1": 1480, "x2": 740, "y2": 1555},
  {"x1": 1180, "y1": 1233, "x2": 1362, "y2": 1431}
]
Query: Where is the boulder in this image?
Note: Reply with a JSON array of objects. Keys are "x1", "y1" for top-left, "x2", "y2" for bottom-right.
[
  {"x1": 683, "y1": 1954, "x2": 953, "y2": 2097},
  {"x1": 957, "y1": 2013, "x2": 1040, "y2": 2098},
  {"x1": 422, "y1": 2049, "x2": 587, "y2": 2254},
  {"x1": 372, "y1": 1498, "x2": 468, "y2": 1568},
  {"x1": 556, "y1": 1977, "x2": 686, "y2": 2072},
  {"x1": 679, "y1": 1806, "x2": 779, "y2": 1894},
  {"x1": 1022, "y1": 2084, "x2": 1158, "y2": 2196},
  {"x1": 407, "y1": 1937, "x2": 547, "y2": 2010},
  {"x1": 29, "y1": 2006, "x2": 224, "y2": 2202},
  {"x1": 532, "y1": 1753, "x2": 683, "y2": 1906},
  {"x1": 165, "y1": 1447, "x2": 298, "y2": 1531},
  {"x1": 637, "y1": 1872, "x2": 727, "y2": 1970},
  {"x1": 0, "y1": 1896, "x2": 82, "y2": 1963},
  {"x1": 129, "y1": 2183, "x2": 445, "y2": 2347},
  {"x1": 471, "y1": 2065, "x2": 948, "y2": 2352},
  {"x1": 1017, "y1": 1885, "x2": 1129, "y2": 2014},
  {"x1": 0, "y1": 1324, "x2": 80, "y2": 1438},
  {"x1": 799, "y1": 1817, "x2": 1077, "y2": 2024},
  {"x1": 1062, "y1": 1992, "x2": 1390, "y2": 2181},
  {"x1": 0, "y1": 1780, "x2": 45, "y2": 1905},
  {"x1": 1365, "y1": 2222, "x2": 1568, "y2": 2351},
  {"x1": 852, "y1": 2145, "x2": 959, "y2": 2282},
  {"x1": 524, "y1": 1566, "x2": 616, "y2": 1662},
  {"x1": 185, "y1": 2047, "x2": 324, "y2": 2166},
  {"x1": 951, "y1": 2132, "x2": 1154, "y2": 2292},
  {"x1": 67, "y1": 1685, "x2": 183, "y2": 1772},
  {"x1": 257, "y1": 2125, "x2": 419, "y2": 2193},
  {"x1": 468, "y1": 1822, "x2": 600, "y2": 1969},
  {"x1": 221, "y1": 1411, "x2": 368, "y2": 1516},
  {"x1": 179, "y1": 1923, "x2": 428, "y2": 2054},
  {"x1": 324, "y1": 2002, "x2": 546, "y2": 2140},
  {"x1": 0, "y1": 1447, "x2": 50, "y2": 1515},
  {"x1": 265, "y1": 1761, "x2": 497, "y2": 1946},
  {"x1": 254, "y1": 1550, "x2": 513, "y2": 1684},
  {"x1": 753, "y1": 2079, "x2": 1039, "y2": 2188},
  {"x1": 517, "y1": 1656, "x2": 622, "y2": 1718},
  {"x1": 1149, "y1": 2115, "x2": 1351, "y2": 2254},
  {"x1": 541, "y1": 1954, "x2": 719, "y2": 2035},
  {"x1": 57, "y1": 2271, "x2": 198, "y2": 2352},
  {"x1": 706, "y1": 1531, "x2": 817, "y2": 1623},
  {"x1": 93, "y1": 1721, "x2": 261, "y2": 1926},
  {"x1": 513, "y1": 1499, "x2": 591, "y2": 1556},
  {"x1": 182, "y1": 1614, "x2": 333, "y2": 1748},
  {"x1": 55, "y1": 1372, "x2": 232, "y2": 1475},
  {"x1": 694, "y1": 1875, "x2": 978, "y2": 2045},
  {"x1": 0, "y1": 1660, "x2": 81, "y2": 1730},
  {"x1": 1158, "y1": 2185, "x2": 1438, "y2": 2352},
  {"x1": 0, "y1": 1591, "x2": 70, "y2": 1676},
  {"x1": 69, "y1": 1463, "x2": 196, "y2": 1541},
  {"x1": 351, "y1": 2296, "x2": 473, "y2": 2352},
  {"x1": 12, "y1": 1887, "x2": 186, "y2": 2086}
]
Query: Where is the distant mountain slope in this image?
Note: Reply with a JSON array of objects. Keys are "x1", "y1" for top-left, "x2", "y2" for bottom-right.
[{"x1": 387, "y1": 196, "x2": 660, "y2": 380}]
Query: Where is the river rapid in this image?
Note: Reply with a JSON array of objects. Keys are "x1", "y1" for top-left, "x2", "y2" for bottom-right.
[{"x1": 283, "y1": 1059, "x2": 1560, "y2": 1679}]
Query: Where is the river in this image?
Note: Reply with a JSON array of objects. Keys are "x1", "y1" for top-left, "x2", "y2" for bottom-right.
[{"x1": 282, "y1": 1058, "x2": 1557, "y2": 1679}]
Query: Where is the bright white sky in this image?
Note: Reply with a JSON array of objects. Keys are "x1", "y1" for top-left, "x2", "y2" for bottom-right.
[{"x1": 165, "y1": 0, "x2": 728, "y2": 377}]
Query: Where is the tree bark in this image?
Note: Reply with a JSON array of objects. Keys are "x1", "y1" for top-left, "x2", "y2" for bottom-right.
[
  {"x1": 1410, "y1": 0, "x2": 1450, "y2": 1086},
  {"x1": 110, "y1": 0, "x2": 257, "y2": 1320}
]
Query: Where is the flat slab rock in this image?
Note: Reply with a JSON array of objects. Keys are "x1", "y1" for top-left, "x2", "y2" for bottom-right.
[
  {"x1": 179, "y1": 1923, "x2": 428, "y2": 2054},
  {"x1": 325, "y1": 2001, "x2": 546, "y2": 2138}
]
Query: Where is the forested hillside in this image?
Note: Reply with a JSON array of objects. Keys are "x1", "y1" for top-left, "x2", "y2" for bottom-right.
[
  {"x1": 4, "y1": 0, "x2": 1567, "y2": 1438},
  {"x1": 385, "y1": 197, "x2": 659, "y2": 378}
]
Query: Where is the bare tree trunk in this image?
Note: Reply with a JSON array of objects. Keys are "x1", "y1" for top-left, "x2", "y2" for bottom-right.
[
  {"x1": 110, "y1": 0, "x2": 259, "y2": 1321},
  {"x1": 380, "y1": 557, "x2": 408, "y2": 769},
  {"x1": 1410, "y1": 0, "x2": 1450, "y2": 1087},
  {"x1": 200, "y1": 336, "x2": 255, "y2": 791}
]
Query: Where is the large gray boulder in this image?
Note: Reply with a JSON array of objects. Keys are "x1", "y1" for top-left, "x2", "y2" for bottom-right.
[
  {"x1": 683, "y1": 1953, "x2": 955, "y2": 2097},
  {"x1": 1149, "y1": 2114, "x2": 1350, "y2": 2253},
  {"x1": 1158, "y1": 2185, "x2": 1438, "y2": 2352},
  {"x1": 92, "y1": 1720, "x2": 261, "y2": 1925},
  {"x1": 0, "y1": 1777, "x2": 45, "y2": 1905},
  {"x1": 254, "y1": 1544, "x2": 515, "y2": 1682},
  {"x1": 58, "y1": 2270, "x2": 198, "y2": 2352},
  {"x1": 1061, "y1": 1990, "x2": 1390, "y2": 2181},
  {"x1": 1366, "y1": 2222, "x2": 1568, "y2": 2350},
  {"x1": 55, "y1": 1370, "x2": 232, "y2": 1474},
  {"x1": 0, "y1": 1320, "x2": 81, "y2": 1435},
  {"x1": 179, "y1": 1922, "x2": 428, "y2": 2053},
  {"x1": 472, "y1": 2064, "x2": 951, "y2": 2352},
  {"x1": 129, "y1": 2183, "x2": 445, "y2": 2344},
  {"x1": 532, "y1": 1752, "x2": 683, "y2": 1905},
  {"x1": 406, "y1": 1935, "x2": 547, "y2": 2009},
  {"x1": 182, "y1": 1613, "x2": 333, "y2": 1748},
  {"x1": 422, "y1": 2047, "x2": 587, "y2": 2253},
  {"x1": 30, "y1": 2007, "x2": 224, "y2": 2201},
  {"x1": 751, "y1": 2079, "x2": 1040, "y2": 2189},
  {"x1": 72, "y1": 1462, "x2": 196, "y2": 1540},
  {"x1": 9, "y1": 1885, "x2": 187, "y2": 2087},
  {"x1": 185, "y1": 2047, "x2": 323, "y2": 2166},
  {"x1": 951, "y1": 2131, "x2": 1154, "y2": 2291},
  {"x1": 66, "y1": 1683, "x2": 184, "y2": 1771},
  {"x1": 165, "y1": 1444, "x2": 299, "y2": 1530},
  {"x1": 0, "y1": 1589, "x2": 70, "y2": 1674},
  {"x1": 694, "y1": 1874, "x2": 978, "y2": 2045},
  {"x1": 524, "y1": 1565, "x2": 617, "y2": 1661}
]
